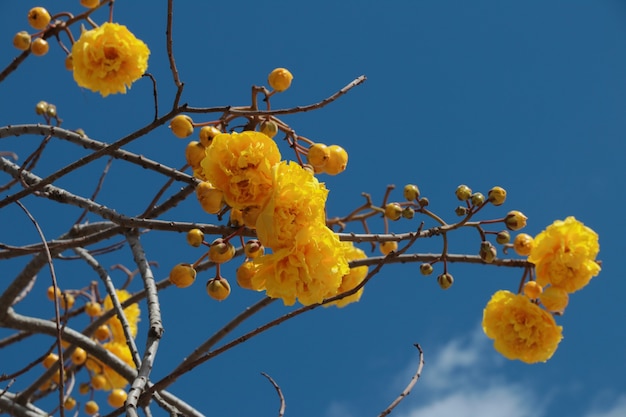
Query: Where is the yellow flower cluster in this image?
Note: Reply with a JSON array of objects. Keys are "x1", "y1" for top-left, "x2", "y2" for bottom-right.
[
  {"x1": 199, "y1": 131, "x2": 366, "y2": 306},
  {"x1": 71, "y1": 22, "x2": 150, "y2": 97},
  {"x1": 528, "y1": 216, "x2": 601, "y2": 293},
  {"x1": 86, "y1": 289, "x2": 140, "y2": 390},
  {"x1": 482, "y1": 290, "x2": 562, "y2": 363},
  {"x1": 484, "y1": 217, "x2": 600, "y2": 363}
]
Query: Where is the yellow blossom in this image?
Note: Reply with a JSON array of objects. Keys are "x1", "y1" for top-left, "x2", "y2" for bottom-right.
[
  {"x1": 71, "y1": 22, "x2": 150, "y2": 97},
  {"x1": 325, "y1": 242, "x2": 369, "y2": 308},
  {"x1": 85, "y1": 342, "x2": 135, "y2": 390},
  {"x1": 252, "y1": 226, "x2": 350, "y2": 306},
  {"x1": 201, "y1": 131, "x2": 281, "y2": 211},
  {"x1": 528, "y1": 217, "x2": 601, "y2": 293},
  {"x1": 482, "y1": 290, "x2": 563, "y2": 364},
  {"x1": 256, "y1": 161, "x2": 328, "y2": 249},
  {"x1": 103, "y1": 289, "x2": 140, "y2": 343}
]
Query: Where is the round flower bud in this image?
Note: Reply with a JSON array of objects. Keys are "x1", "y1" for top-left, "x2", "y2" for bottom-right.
[
  {"x1": 169, "y1": 115, "x2": 194, "y2": 138},
  {"x1": 539, "y1": 286, "x2": 569, "y2": 314},
  {"x1": 108, "y1": 389, "x2": 128, "y2": 408},
  {"x1": 505, "y1": 210, "x2": 528, "y2": 231},
  {"x1": 380, "y1": 241, "x2": 398, "y2": 256},
  {"x1": 496, "y1": 230, "x2": 511, "y2": 245},
  {"x1": 471, "y1": 192, "x2": 485, "y2": 206},
  {"x1": 455, "y1": 184, "x2": 472, "y2": 201},
  {"x1": 384, "y1": 203, "x2": 403, "y2": 221},
  {"x1": 241, "y1": 205, "x2": 261, "y2": 228},
  {"x1": 196, "y1": 181, "x2": 223, "y2": 214},
  {"x1": 80, "y1": 0, "x2": 100, "y2": 8},
  {"x1": 513, "y1": 233, "x2": 533, "y2": 256},
  {"x1": 71, "y1": 347, "x2": 87, "y2": 365},
  {"x1": 64, "y1": 54, "x2": 73, "y2": 71},
  {"x1": 63, "y1": 397, "x2": 76, "y2": 410},
  {"x1": 402, "y1": 207, "x2": 415, "y2": 220},
  {"x1": 43, "y1": 353, "x2": 59, "y2": 368},
  {"x1": 206, "y1": 277, "x2": 231, "y2": 301},
  {"x1": 208, "y1": 239, "x2": 236, "y2": 264},
  {"x1": 78, "y1": 382, "x2": 91, "y2": 395},
  {"x1": 268, "y1": 67, "x2": 293, "y2": 92},
  {"x1": 185, "y1": 141, "x2": 206, "y2": 170},
  {"x1": 28, "y1": 7, "x2": 51, "y2": 30},
  {"x1": 403, "y1": 184, "x2": 420, "y2": 201},
  {"x1": 91, "y1": 374, "x2": 106, "y2": 390},
  {"x1": 94, "y1": 324, "x2": 110, "y2": 341},
  {"x1": 30, "y1": 38, "x2": 49, "y2": 56},
  {"x1": 47, "y1": 285, "x2": 61, "y2": 301},
  {"x1": 35, "y1": 101, "x2": 48, "y2": 115},
  {"x1": 198, "y1": 126, "x2": 221, "y2": 147},
  {"x1": 437, "y1": 273, "x2": 454, "y2": 290},
  {"x1": 84, "y1": 400, "x2": 99, "y2": 415},
  {"x1": 236, "y1": 261, "x2": 258, "y2": 290},
  {"x1": 85, "y1": 301, "x2": 102, "y2": 317},
  {"x1": 168, "y1": 263, "x2": 197, "y2": 288},
  {"x1": 186, "y1": 228, "x2": 204, "y2": 247},
  {"x1": 455, "y1": 206, "x2": 468, "y2": 217},
  {"x1": 488, "y1": 186, "x2": 507, "y2": 206},
  {"x1": 307, "y1": 143, "x2": 330, "y2": 168},
  {"x1": 60, "y1": 293, "x2": 75, "y2": 309},
  {"x1": 45, "y1": 104, "x2": 57, "y2": 118},
  {"x1": 260, "y1": 120, "x2": 279, "y2": 138},
  {"x1": 323, "y1": 145, "x2": 348, "y2": 175},
  {"x1": 419, "y1": 263, "x2": 433, "y2": 276},
  {"x1": 13, "y1": 31, "x2": 31, "y2": 51},
  {"x1": 479, "y1": 241, "x2": 497, "y2": 263},
  {"x1": 418, "y1": 197, "x2": 429, "y2": 207},
  {"x1": 244, "y1": 239, "x2": 264, "y2": 258},
  {"x1": 523, "y1": 281, "x2": 543, "y2": 299}
]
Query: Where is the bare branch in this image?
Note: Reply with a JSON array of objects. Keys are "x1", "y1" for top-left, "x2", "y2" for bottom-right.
[
  {"x1": 377, "y1": 344, "x2": 424, "y2": 417},
  {"x1": 261, "y1": 372, "x2": 286, "y2": 417}
]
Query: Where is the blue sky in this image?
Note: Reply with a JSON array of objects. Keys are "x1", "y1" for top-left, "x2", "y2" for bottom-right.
[{"x1": 1, "y1": 1, "x2": 624, "y2": 416}]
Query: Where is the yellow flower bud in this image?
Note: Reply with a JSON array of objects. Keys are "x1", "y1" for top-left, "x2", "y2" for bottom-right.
[
  {"x1": 505, "y1": 210, "x2": 528, "y2": 231},
  {"x1": 513, "y1": 233, "x2": 533, "y2": 256},
  {"x1": 384, "y1": 203, "x2": 402, "y2": 221},
  {"x1": 437, "y1": 273, "x2": 454, "y2": 289},
  {"x1": 169, "y1": 115, "x2": 194, "y2": 138},
  {"x1": 523, "y1": 281, "x2": 543, "y2": 299},
  {"x1": 268, "y1": 67, "x2": 293, "y2": 92},
  {"x1": 403, "y1": 184, "x2": 420, "y2": 201},
  {"x1": 455, "y1": 184, "x2": 472, "y2": 201},
  {"x1": 488, "y1": 186, "x2": 507, "y2": 206},
  {"x1": 540, "y1": 286, "x2": 569, "y2": 314},
  {"x1": 13, "y1": 31, "x2": 31, "y2": 51},
  {"x1": 169, "y1": 263, "x2": 197, "y2": 288},
  {"x1": 206, "y1": 277, "x2": 231, "y2": 301}
]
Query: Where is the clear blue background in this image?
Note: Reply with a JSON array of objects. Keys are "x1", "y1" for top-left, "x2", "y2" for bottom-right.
[{"x1": 0, "y1": 1, "x2": 624, "y2": 416}]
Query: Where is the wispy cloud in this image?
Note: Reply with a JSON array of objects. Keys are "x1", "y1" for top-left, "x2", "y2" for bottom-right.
[
  {"x1": 583, "y1": 395, "x2": 626, "y2": 417},
  {"x1": 395, "y1": 325, "x2": 543, "y2": 417}
]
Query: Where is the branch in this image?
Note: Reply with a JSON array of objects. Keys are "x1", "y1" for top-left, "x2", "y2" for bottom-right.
[
  {"x1": 377, "y1": 344, "x2": 424, "y2": 417},
  {"x1": 261, "y1": 372, "x2": 285, "y2": 417}
]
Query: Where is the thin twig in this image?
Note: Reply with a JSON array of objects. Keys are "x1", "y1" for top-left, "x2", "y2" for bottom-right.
[
  {"x1": 377, "y1": 344, "x2": 424, "y2": 417},
  {"x1": 261, "y1": 372, "x2": 286, "y2": 417}
]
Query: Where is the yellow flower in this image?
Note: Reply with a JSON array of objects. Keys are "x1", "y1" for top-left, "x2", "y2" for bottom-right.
[
  {"x1": 71, "y1": 22, "x2": 150, "y2": 97},
  {"x1": 528, "y1": 217, "x2": 600, "y2": 293},
  {"x1": 482, "y1": 290, "x2": 563, "y2": 364},
  {"x1": 325, "y1": 242, "x2": 369, "y2": 308},
  {"x1": 103, "y1": 290, "x2": 140, "y2": 343},
  {"x1": 252, "y1": 226, "x2": 350, "y2": 306},
  {"x1": 85, "y1": 342, "x2": 135, "y2": 390},
  {"x1": 201, "y1": 131, "x2": 281, "y2": 212},
  {"x1": 256, "y1": 161, "x2": 328, "y2": 249}
]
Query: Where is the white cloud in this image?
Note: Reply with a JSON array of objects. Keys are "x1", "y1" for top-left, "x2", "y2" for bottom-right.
[
  {"x1": 583, "y1": 395, "x2": 626, "y2": 417},
  {"x1": 325, "y1": 401, "x2": 356, "y2": 417},
  {"x1": 400, "y1": 386, "x2": 536, "y2": 417},
  {"x1": 395, "y1": 325, "x2": 543, "y2": 417}
]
